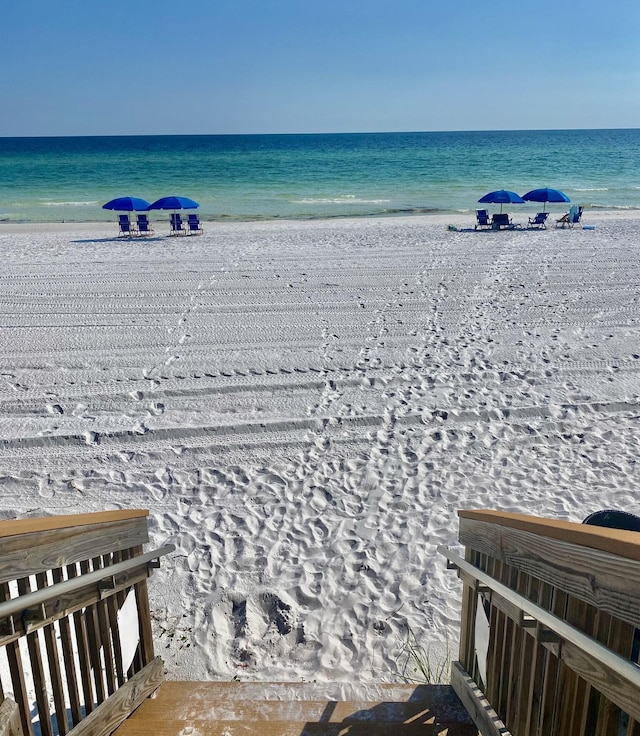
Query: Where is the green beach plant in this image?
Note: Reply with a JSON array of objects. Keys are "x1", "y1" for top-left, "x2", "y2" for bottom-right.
[{"x1": 396, "y1": 627, "x2": 451, "y2": 684}]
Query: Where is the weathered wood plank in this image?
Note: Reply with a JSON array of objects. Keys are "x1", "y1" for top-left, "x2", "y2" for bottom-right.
[
  {"x1": 116, "y1": 721, "x2": 479, "y2": 736},
  {"x1": 35, "y1": 572, "x2": 68, "y2": 735},
  {"x1": 459, "y1": 517, "x2": 640, "y2": 629},
  {"x1": 505, "y1": 571, "x2": 526, "y2": 731},
  {"x1": 17, "y1": 577, "x2": 53, "y2": 736},
  {"x1": 458, "y1": 510, "x2": 640, "y2": 561},
  {"x1": 80, "y1": 561, "x2": 106, "y2": 704},
  {"x1": 527, "y1": 583, "x2": 552, "y2": 736},
  {"x1": 0, "y1": 565, "x2": 149, "y2": 648},
  {"x1": 0, "y1": 511, "x2": 148, "y2": 539},
  {"x1": 450, "y1": 660, "x2": 511, "y2": 736},
  {"x1": 132, "y1": 546, "x2": 154, "y2": 667},
  {"x1": 67, "y1": 656, "x2": 164, "y2": 736},
  {"x1": 444, "y1": 545, "x2": 640, "y2": 732},
  {"x1": 130, "y1": 680, "x2": 458, "y2": 702},
  {"x1": 126, "y1": 693, "x2": 476, "y2": 723},
  {"x1": 558, "y1": 636, "x2": 640, "y2": 724},
  {"x1": 0, "y1": 518, "x2": 149, "y2": 583},
  {"x1": 92, "y1": 556, "x2": 117, "y2": 696},
  {"x1": 0, "y1": 697, "x2": 24, "y2": 736},
  {"x1": 53, "y1": 567, "x2": 83, "y2": 726},
  {"x1": 103, "y1": 554, "x2": 126, "y2": 688},
  {"x1": 0, "y1": 583, "x2": 31, "y2": 736},
  {"x1": 68, "y1": 564, "x2": 95, "y2": 716}
]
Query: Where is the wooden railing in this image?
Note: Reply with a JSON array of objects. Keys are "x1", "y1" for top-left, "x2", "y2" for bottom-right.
[
  {"x1": 440, "y1": 510, "x2": 640, "y2": 736},
  {"x1": 0, "y1": 510, "x2": 173, "y2": 736}
]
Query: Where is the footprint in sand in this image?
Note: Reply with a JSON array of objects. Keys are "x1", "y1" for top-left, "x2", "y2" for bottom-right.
[
  {"x1": 37, "y1": 477, "x2": 55, "y2": 499},
  {"x1": 83, "y1": 431, "x2": 99, "y2": 445}
]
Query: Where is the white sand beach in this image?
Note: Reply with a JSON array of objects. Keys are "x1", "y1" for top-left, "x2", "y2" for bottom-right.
[{"x1": 1, "y1": 211, "x2": 639, "y2": 684}]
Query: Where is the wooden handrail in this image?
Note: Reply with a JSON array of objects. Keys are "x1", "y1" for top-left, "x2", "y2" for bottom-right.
[
  {"x1": 0, "y1": 510, "x2": 148, "y2": 540},
  {"x1": 448, "y1": 511, "x2": 640, "y2": 735},
  {"x1": 0, "y1": 545, "x2": 174, "y2": 621},
  {"x1": 458, "y1": 509, "x2": 640, "y2": 561},
  {"x1": 0, "y1": 509, "x2": 168, "y2": 736},
  {"x1": 439, "y1": 546, "x2": 640, "y2": 695}
]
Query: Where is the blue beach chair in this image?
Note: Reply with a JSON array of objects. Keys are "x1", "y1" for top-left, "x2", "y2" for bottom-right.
[
  {"x1": 492, "y1": 213, "x2": 515, "y2": 230},
  {"x1": 170, "y1": 213, "x2": 186, "y2": 236},
  {"x1": 118, "y1": 214, "x2": 137, "y2": 237},
  {"x1": 187, "y1": 213, "x2": 204, "y2": 235},
  {"x1": 475, "y1": 209, "x2": 491, "y2": 230},
  {"x1": 136, "y1": 213, "x2": 154, "y2": 236},
  {"x1": 527, "y1": 212, "x2": 549, "y2": 229},
  {"x1": 556, "y1": 205, "x2": 583, "y2": 228}
]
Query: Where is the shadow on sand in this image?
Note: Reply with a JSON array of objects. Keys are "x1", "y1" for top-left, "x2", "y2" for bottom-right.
[{"x1": 70, "y1": 237, "x2": 165, "y2": 243}]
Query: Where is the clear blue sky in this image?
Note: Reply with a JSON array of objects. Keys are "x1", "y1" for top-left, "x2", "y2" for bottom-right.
[{"x1": 1, "y1": 0, "x2": 639, "y2": 136}]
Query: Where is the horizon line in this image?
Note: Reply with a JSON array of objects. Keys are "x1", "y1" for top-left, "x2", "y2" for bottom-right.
[{"x1": 1, "y1": 127, "x2": 639, "y2": 140}]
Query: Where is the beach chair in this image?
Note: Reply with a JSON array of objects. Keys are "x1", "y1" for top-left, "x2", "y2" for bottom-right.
[
  {"x1": 527, "y1": 212, "x2": 549, "y2": 229},
  {"x1": 492, "y1": 213, "x2": 514, "y2": 230},
  {"x1": 170, "y1": 213, "x2": 186, "y2": 236},
  {"x1": 187, "y1": 213, "x2": 204, "y2": 235},
  {"x1": 118, "y1": 214, "x2": 137, "y2": 237},
  {"x1": 137, "y1": 213, "x2": 155, "y2": 235},
  {"x1": 556, "y1": 205, "x2": 583, "y2": 228},
  {"x1": 475, "y1": 209, "x2": 491, "y2": 230}
]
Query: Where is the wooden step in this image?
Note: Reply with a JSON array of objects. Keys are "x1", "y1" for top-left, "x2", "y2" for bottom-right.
[
  {"x1": 128, "y1": 697, "x2": 454, "y2": 723},
  {"x1": 113, "y1": 680, "x2": 479, "y2": 736},
  {"x1": 115, "y1": 720, "x2": 478, "y2": 736},
  {"x1": 139, "y1": 681, "x2": 449, "y2": 702}
]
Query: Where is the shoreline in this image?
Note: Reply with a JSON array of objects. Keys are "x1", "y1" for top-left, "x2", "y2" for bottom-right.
[{"x1": 0, "y1": 207, "x2": 639, "y2": 234}]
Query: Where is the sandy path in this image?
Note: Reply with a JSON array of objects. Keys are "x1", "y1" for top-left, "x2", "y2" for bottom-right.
[{"x1": 0, "y1": 213, "x2": 639, "y2": 682}]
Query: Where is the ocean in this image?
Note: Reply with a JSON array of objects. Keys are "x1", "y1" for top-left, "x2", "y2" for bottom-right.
[{"x1": 0, "y1": 129, "x2": 639, "y2": 223}]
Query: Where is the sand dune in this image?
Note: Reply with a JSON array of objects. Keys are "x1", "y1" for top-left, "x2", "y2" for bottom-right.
[{"x1": 1, "y1": 213, "x2": 639, "y2": 682}]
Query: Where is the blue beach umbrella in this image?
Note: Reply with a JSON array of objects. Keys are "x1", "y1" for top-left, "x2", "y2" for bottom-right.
[
  {"x1": 478, "y1": 189, "x2": 525, "y2": 213},
  {"x1": 102, "y1": 196, "x2": 151, "y2": 212},
  {"x1": 147, "y1": 195, "x2": 200, "y2": 210},
  {"x1": 522, "y1": 187, "x2": 570, "y2": 212}
]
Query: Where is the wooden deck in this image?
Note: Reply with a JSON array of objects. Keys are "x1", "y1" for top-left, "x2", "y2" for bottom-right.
[
  {"x1": 113, "y1": 680, "x2": 479, "y2": 736},
  {"x1": 4, "y1": 509, "x2": 638, "y2": 736}
]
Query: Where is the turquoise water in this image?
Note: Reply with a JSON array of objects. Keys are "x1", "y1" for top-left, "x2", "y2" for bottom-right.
[{"x1": 0, "y1": 129, "x2": 639, "y2": 223}]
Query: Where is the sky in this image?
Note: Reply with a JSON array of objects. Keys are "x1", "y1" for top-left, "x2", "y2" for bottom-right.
[{"x1": 1, "y1": 0, "x2": 639, "y2": 136}]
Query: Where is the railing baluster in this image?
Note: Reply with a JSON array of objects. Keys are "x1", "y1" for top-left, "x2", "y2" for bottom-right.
[
  {"x1": 16, "y1": 576, "x2": 53, "y2": 736},
  {"x1": 443, "y1": 509, "x2": 640, "y2": 736},
  {"x1": 505, "y1": 569, "x2": 524, "y2": 729},
  {"x1": 486, "y1": 557, "x2": 503, "y2": 708},
  {"x1": 496, "y1": 561, "x2": 513, "y2": 722},
  {"x1": 0, "y1": 510, "x2": 168, "y2": 735},
  {"x1": 103, "y1": 554, "x2": 125, "y2": 688},
  {"x1": 91, "y1": 556, "x2": 116, "y2": 696},
  {"x1": 132, "y1": 545, "x2": 155, "y2": 669},
  {"x1": 51, "y1": 567, "x2": 83, "y2": 727},
  {"x1": 79, "y1": 560, "x2": 106, "y2": 704},
  {"x1": 519, "y1": 574, "x2": 538, "y2": 736},
  {"x1": 1, "y1": 582, "x2": 32, "y2": 736},
  {"x1": 529, "y1": 582, "x2": 552, "y2": 736},
  {"x1": 34, "y1": 571, "x2": 68, "y2": 735},
  {"x1": 67, "y1": 563, "x2": 95, "y2": 715}
]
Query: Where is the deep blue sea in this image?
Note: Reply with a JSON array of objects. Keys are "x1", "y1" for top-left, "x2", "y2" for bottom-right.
[{"x1": 0, "y1": 129, "x2": 639, "y2": 223}]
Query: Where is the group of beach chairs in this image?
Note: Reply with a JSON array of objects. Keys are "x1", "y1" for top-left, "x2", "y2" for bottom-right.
[
  {"x1": 475, "y1": 206, "x2": 584, "y2": 231},
  {"x1": 118, "y1": 213, "x2": 204, "y2": 237}
]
